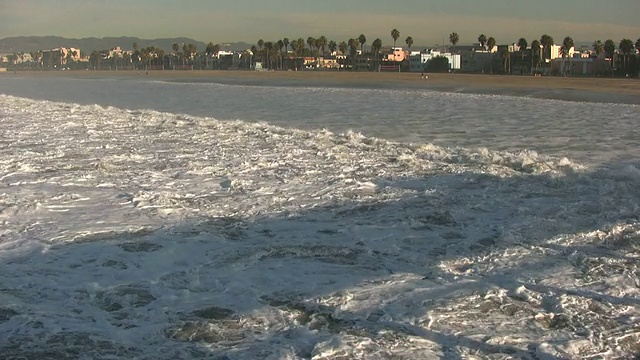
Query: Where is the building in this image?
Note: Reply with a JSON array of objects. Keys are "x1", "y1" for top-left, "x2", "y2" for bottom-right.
[
  {"x1": 317, "y1": 56, "x2": 340, "y2": 69},
  {"x1": 409, "y1": 49, "x2": 461, "y2": 72},
  {"x1": 549, "y1": 52, "x2": 614, "y2": 76},
  {"x1": 387, "y1": 47, "x2": 406, "y2": 62},
  {"x1": 52, "y1": 47, "x2": 82, "y2": 62},
  {"x1": 40, "y1": 47, "x2": 82, "y2": 68},
  {"x1": 453, "y1": 44, "x2": 497, "y2": 73}
]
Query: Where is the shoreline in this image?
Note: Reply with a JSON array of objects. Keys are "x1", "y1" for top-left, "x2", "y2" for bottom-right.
[{"x1": 3, "y1": 69, "x2": 640, "y2": 104}]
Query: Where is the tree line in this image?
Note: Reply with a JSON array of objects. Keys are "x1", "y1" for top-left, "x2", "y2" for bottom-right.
[
  {"x1": 4, "y1": 30, "x2": 640, "y2": 76},
  {"x1": 248, "y1": 29, "x2": 416, "y2": 70}
]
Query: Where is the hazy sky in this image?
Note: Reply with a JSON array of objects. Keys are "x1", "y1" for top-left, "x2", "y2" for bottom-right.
[{"x1": 1, "y1": 0, "x2": 638, "y2": 46}]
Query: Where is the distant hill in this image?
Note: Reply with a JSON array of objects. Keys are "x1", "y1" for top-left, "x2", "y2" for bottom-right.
[{"x1": 0, "y1": 36, "x2": 252, "y2": 54}]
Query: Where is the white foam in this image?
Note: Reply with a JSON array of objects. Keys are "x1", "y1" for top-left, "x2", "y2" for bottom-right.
[{"x1": 0, "y1": 94, "x2": 638, "y2": 358}]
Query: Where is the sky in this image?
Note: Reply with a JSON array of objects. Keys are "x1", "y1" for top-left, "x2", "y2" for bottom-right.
[{"x1": 1, "y1": 0, "x2": 638, "y2": 46}]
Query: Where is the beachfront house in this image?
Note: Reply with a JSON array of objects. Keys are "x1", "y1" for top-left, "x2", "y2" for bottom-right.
[
  {"x1": 40, "y1": 47, "x2": 82, "y2": 69},
  {"x1": 409, "y1": 49, "x2": 461, "y2": 72},
  {"x1": 387, "y1": 47, "x2": 406, "y2": 63},
  {"x1": 453, "y1": 44, "x2": 497, "y2": 73},
  {"x1": 317, "y1": 56, "x2": 340, "y2": 69}
]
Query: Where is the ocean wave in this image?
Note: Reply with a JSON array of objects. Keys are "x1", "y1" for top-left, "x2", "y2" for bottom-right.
[{"x1": 1, "y1": 94, "x2": 639, "y2": 359}]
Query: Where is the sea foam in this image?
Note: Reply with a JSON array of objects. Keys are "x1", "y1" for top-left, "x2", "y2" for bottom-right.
[{"x1": 0, "y1": 93, "x2": 638, "y2": 359}]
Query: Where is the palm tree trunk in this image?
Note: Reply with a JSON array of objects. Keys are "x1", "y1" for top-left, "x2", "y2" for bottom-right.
[
  {"x1": 531, "y1": 49, "x2": 534, "y2": 74},
  {"x1": 489, "y1": 54, "x2": 493, "y2": 74}
]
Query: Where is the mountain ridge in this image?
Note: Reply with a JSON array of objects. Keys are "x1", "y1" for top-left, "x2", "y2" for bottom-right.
[{"x1": 0, "y1": 36, "x2": 252, "y2": 54}]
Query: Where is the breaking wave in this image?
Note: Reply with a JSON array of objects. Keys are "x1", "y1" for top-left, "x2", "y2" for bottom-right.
[{"x1": 1, "y1": 94, "x2": 639, "y2": 359}]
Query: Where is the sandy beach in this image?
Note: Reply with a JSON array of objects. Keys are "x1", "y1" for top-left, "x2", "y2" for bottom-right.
[{"x1": 3, "y1": 69, "x2": 640, "y2": 104}]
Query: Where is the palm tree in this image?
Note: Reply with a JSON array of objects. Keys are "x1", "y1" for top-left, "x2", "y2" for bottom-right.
[
  {"x1": 156, "y1": 48, "x2": 165, "y2": 70},
  {"x1": 31, "y1": 51, "x2": 40, "y2": 69},
  {"x1": 255, "y1": 40, "x2": 263, "y2": 64},
  {"x1": 337, "y1": 41, "x2": 347, "y2": 70},
  {"x1": 317, "y1": 36, "x2": 327, "y2": 58},
  {"x1": 38, "y1": 51, "x2": 46, "y2": 68},
  {"x1": 65, "y1": 50, "x2": 75, "y2": 69},
  {"x1": 250, "y1": 45, "x2": 257, "y2": 68},
  {"x1": 241, "y1": 49, "x2": 252, "y2": 69},
  {"x1": 449, "y1": 32, "x2": 459, "y2": 53},
  {"x1": 501, "y1": 48, "x2": 510, "y2": 74},
  {"x1": 289, "y1": 38, "x2": 298, "y2": 58},
  {"x1": 372, "y1": 38, "x2": 382, "y2": 53},
  {"x1": 131, "y1": 49, "x2": 141, "y2": 70},
  {"x1": 487, "y1": 37, "x2": 496, "y2": 74},
  {"x1": 391, "y1": 28, "x2": 400, "y2": 49},
  {"x1": 181, "y1": 44, "x2": 195, "y2": 68},
  {"x1": 328, "y1": 40, "x2": 337, "y2": 55},
  {"x1": 180, "y1": 44, "x2": 189, "y2": 70},
  {"x1": 338, "y1": 41, "x2": 347, "y2": 56},
  {"x1": 477, "y1": 34, "x2": 488, "y2": 73},
  {"x1": 289, "y1": 38, "x2": 298, "y2": 57},
  {"x1": 403, "y1": 36, "x2": 414, "y2": 72},
  {"x1": 603, "y1": 39, "x2": 616, "y2": 76},
  {"x1": 636, "y1": 38, "x2": 640, "y2": 77},
  {"x1": 313, "y1": 39, "x2": 322, "y2": 60},
  {"x1": 540, "y1": 34, "x2": 553, "y2": 73},
  {"x1": 619, "y1": 38, "x2": 634, "y2": 76},
  {"x1": 478, "y1": 34, "x2": 487, "y2": 48},
  {"x1": 172, "y1": 42, "x2": 179, "y2": 69},
  {"x1": 276, "y1": 40, "x2": 284, "y2": 69},
  {"x1": 177, "y1": 52, "x2": 186, "y2": 69},
  {"x1": 562, "y1": 36, "x2": 574, "y2": 75},
  {"x1": 264, "y1": 41, "x2": 274, "y2": 70},
  {"x1": 6, "y1": 53, "x2": 15, "y2": 66},
  {"x1": 142, "y1": 47, "x2": 150, "y2": 70},
  {"x1": 486, "y1": 37, "x2": 496, "y2": 52},
  {"x1": 358, "y1": 34, "x2": 367, "y2": 54},
  {"x1": 89, "y1": 50, "x2": 101, "y2": 70},
  {"x1": 348, "y1": 38, "x2": 359, "y2": 70},
  {"x1": 559, "y1": 45, "x2": 569, "y2": 75},
  {"x1": 592, "y1": 40, "x2": 604, "y2": 75},
  {"x1": 539, "y1": 34, "x2": 552, "y2": 60},
  {"x1": 205, "y1": 42, "x2": 216, "y2": 69},
  {"x1": 307, "y1": 37, "x2": 316, "y2": 57},
  {"x1": 45, "y1": 51, "x2": 55, "y2": 69},
  {"x1": 517, "y1": 38, "x2": 528, "y2": 68},
  {"x1": 283, "y1": 38, "x2": 289, "y2": 55},
  {"x1": 294, "y1": 38, "x2": 306, "y2": 57},
  {"x1": 530, "y1": 40, "x2": 541, "y2": 74},
  {"x1": 123, "y1": 52, "x2": 131, "y2": 70},
  {"x1": 592, "y1": 40, "x2": 604, "y2": 55},
  {"x1": 111, "y1": 51, "x2": 120, "y2": 70},
  {"x1": 405, "y1": 36, "x2": 413, "y2": 51},
  {"x1": 152, "y1": 47, "x2": 159, "y2": 69},
  {"x1": 372, "y1": 38, "x2": 382, "y2": 71},
  {"x1": 55, "y1": 50, "x2": 64, "y2": 68},
  {"x1": 35, "y1": 50, "x2": 43, "y2": 69}
]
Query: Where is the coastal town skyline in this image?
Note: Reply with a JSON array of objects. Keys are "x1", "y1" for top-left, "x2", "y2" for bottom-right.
[{"x1": 1, "y1": 0, "x2": 638, "y2": 46}]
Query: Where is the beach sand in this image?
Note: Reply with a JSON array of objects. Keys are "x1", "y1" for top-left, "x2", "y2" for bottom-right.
[{"x1": 4, "y1": 69, "x2": 640, "y2": 104}]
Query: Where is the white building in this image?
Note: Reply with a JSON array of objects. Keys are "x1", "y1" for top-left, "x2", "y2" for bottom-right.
[
  {"x1": 545, "y1": 44, "x2": 574, "y2": 62},
  {"x1": 409, "y1": 50, "x2": 461, "y2": 72},
  {"x1": 216, "y1": 50, "x2": 234, "y2": 58}
]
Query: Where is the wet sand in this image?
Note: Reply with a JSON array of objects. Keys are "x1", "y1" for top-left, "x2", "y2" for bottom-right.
[{"x1": 4, "y1": 69, "x2": 640, "y2": 104}]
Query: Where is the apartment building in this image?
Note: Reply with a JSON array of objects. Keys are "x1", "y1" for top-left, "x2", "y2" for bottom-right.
[{"x1": 409, "y1": 49, "x2": 461, "y2": 72}]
